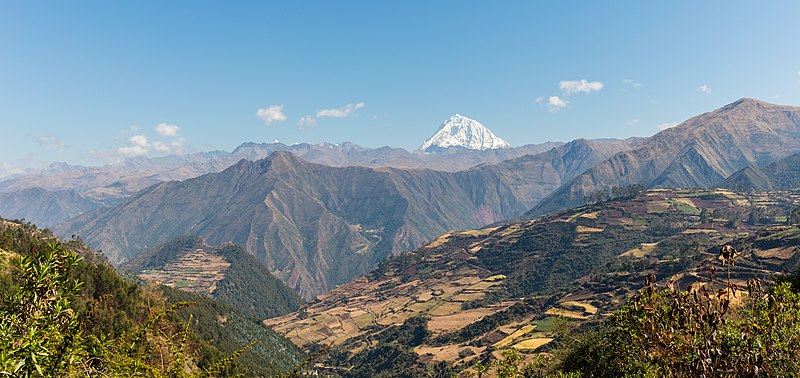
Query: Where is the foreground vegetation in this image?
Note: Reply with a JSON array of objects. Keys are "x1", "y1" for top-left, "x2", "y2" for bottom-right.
[
  {"x1": 556, "y1": 271, "x2": 800, "y2": 376},
  {"x1": 0, "y1": 220, "x2": 302, "y2": 377}
]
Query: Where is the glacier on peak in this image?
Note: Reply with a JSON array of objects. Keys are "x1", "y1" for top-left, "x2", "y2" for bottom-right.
[{"x1": 418, "y1": 114, "x2": 511, "y2": 153}]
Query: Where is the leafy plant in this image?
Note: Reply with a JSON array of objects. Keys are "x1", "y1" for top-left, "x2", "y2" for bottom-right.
[
  {"x1": 0, "y1": 222, "x2": 285, "y2": 377},
  {"x1": 558, "y1": 246, "x2": 800, "y2": 377},
  {"x1": 0, "y1": 242, "x2": 86, "y2": 376}
]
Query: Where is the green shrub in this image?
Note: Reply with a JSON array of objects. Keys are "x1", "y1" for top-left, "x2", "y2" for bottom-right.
[{"x1": 558, "y1": 270, "x2": 800, "y2": 377}]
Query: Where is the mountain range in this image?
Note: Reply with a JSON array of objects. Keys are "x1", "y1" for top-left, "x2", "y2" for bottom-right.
[
  {"x1": 57, "y1": 136, "x2": 636, "y2": 298},
  {"x1": 22, "y1": 97, "x2": 800, "y2": 300},
  {"x1": 529, "y1": 98, "x2": 800, "y2": 217},
  {"x1": 0, "y1": 139, "x2": 562, "y2": 227},
  {"x1": 0, "y1": 188, "x2": 107, "y2": 228}
]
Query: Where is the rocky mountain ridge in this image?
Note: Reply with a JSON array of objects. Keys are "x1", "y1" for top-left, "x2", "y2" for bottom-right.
[
  {"x1": 529, "y1": 98, "x2": 800, "y2": 217},
  {"x1": 721, "y1": 151, "x2": 800, "y2": 191}
]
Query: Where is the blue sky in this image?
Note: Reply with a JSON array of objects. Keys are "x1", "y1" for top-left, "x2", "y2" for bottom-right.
[{"x1": 1, "y1": 1, "x2": 799, "y2": 173}]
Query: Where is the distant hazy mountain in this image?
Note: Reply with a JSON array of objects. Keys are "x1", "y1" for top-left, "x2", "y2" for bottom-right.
[
  {"x1": 419, "y1": 114, "x2": 511, "y2": 152},
  {"x1": 0, "y1": 188, "x2": 107, "y2": 228},
  {"x1": 529, "y1": 98, "x2": 800, "y2": 217},
  {"x1": 0, "y1": 140, "x2": 563, "y2": 229},
  {"x1": 0, "y1": 141, "x2": 560, "y2": 197},
  {"x1": 57, "y1": 138, "x2": 637, "y2": 298},
  {"x1": 228, "y1": 140, "x2": 562, "y2": 172},
  {"x1": 721, "y1": 152, "x2": 800, "y2": 191}
]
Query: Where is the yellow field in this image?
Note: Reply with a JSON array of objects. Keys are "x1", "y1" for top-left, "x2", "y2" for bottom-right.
[
  {"x1": 425, "y1": 233, "x2": 453, "y2": 248},
  {"x1": 512, "y1": 338, "x2": 553, "y2": 351},
  {"x1": 498, "y1": 224, "x2": 522, "y2": 236},
  {"x1": 580, "y1": 211, "x2": 600, "y2": 219},
  {"x1": 459, "y1": 227, "x2": 499, "y2": 237},
  {"x1": 494, "y1": 324, "x2": 536, "y2": 348},
  {"x1": 451, "y1": 292, "x2": 485, "y2": 302},
  {"x1": 416, "y1": 345, "x2": 485, "y2": 362},
  {"x1": 621, "y1": 242, "x2": 658, "y2": 258},
  {"x1": 566, "y1": 212, "x2": 586, "y2": 222},
  {"x1": 0, "y1": 247, "x2": 17, "y2": 270},
  {"x1": 545, "y1": 308, "x2": 589, "y2": 320},
  {"x1": 682, "y1": 229, "x2": 718, "y2": 234},
  {"x1": 576, "y1": 226, "x2": 604, "y2": 233},
  {"x1": 560, "y1": 301, "x2": 598, "y2": 315},
  {"x1": 485, "y1": 274, "x2": 506, "y2": 282},
  {"x1": 428, "y1": 307, "x2": 502, "y2": 333}
]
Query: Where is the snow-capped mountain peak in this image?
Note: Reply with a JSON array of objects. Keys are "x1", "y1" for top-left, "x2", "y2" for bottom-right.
[{"x1": 418, "y1": 114, "x2": 511, "y2": 153}]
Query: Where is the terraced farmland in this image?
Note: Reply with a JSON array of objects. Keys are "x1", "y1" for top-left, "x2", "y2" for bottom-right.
[
  {"x1": 268, "y1": 189, "x2": 800, "y2": 370},
  {"x1": 138, "y1": 249, "x2": 229, "y2": 295}
]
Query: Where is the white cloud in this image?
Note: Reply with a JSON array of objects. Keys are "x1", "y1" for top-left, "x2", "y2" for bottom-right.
[
  {"x1": 129, "y1": 135, "x2": 150, "y2": 147},
  {"x1": 117, "y1": 145, "x2": 149, "y2": 157},
  {"x1": 623, "y1": 79, "x2": 642, "y2": 88},
  {"x1": 155, "y1": 123, "x2": 180, "y2": 136},
  {"x1": 297, "y1": 115, "x2": 317, "y2": 128},
  {"x1": 317, "y1": 102, "x2": 365, "y2": 118},
  {"x1": 657, "y1": 122, "x2": 679, "y2": 131},
  {"x1": 153, "y1": 137, "x2": 186, "y2": 154},
  {"x1": 116, "y1": 128, "x2": 187, "y2": 158},
  {"x1": 559, "y1": 80, "x2": 604, "y2": 95},
  {"x1": 537, "y1": 96, "x2": 570, "y2": 112},
  {"x1": 696, "y1": 84, "x2": 712, "y2": 95},
  {"x1": 626, "y1": 119, "x2": 640, "y2": 126},
  {"x1": 256, "y1": 105, "x2": 288, "y2": 124}
]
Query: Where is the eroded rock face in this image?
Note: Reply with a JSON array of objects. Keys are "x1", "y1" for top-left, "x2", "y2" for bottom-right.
[{"x1": 530, "y1": 98, "x2": 800, "y2": 217}]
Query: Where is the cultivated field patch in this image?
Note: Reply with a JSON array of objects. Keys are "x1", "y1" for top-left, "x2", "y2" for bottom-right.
[{"x1": 138, "y1": 249, "x2": 229, "y2": 295}]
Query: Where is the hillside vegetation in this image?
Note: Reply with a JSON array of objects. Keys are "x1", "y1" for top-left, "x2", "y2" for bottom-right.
[
  {"x1": 124, "y1": 236, "x2": 303, "y2": 320},
  {"x1": 0, "y1": 219, "x2": 302, "y2": 377},
  {"x1": 268, "y1": 189, "x2": 800, "y2": 376}
]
